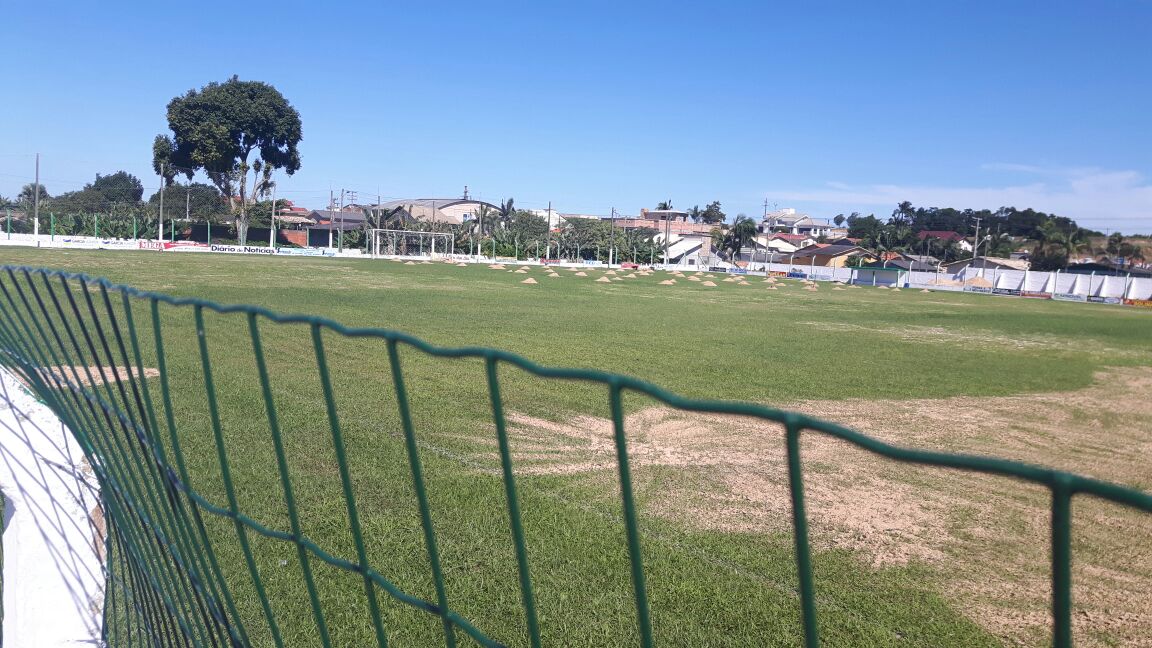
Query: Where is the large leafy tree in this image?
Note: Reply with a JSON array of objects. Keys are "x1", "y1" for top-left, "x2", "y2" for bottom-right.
[
  {"x1": 147, "y1": 182, "x2": 228, "y2": 221},
  {"x1": 699, "y1": 200, "x2": 725, "y2": 224},
  {"x1": 153, "y1": 76, "x2": 302, "y2": 245},
  {"x1": 90, "y1": 171, "x2": 144, "y2": 203}
]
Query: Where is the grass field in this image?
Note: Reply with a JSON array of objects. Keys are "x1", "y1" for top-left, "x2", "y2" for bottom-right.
[{"x1": 2, "y1": 248, "x2": 1151, "y2": 647}]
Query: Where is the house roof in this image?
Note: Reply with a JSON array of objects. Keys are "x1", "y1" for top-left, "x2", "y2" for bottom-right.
[
  {"x1": 917, "y1": 230, "x2": 965, "y2": 242},
  {"x1": 792, "y1": 244, "x2": 871, "y2": 259},
  {"x1": 769, "y1": 233, "x2": 811, "y2": 242},
  {"x1": 942, "y1": 257, "x2": 1030, "y2": 271}
]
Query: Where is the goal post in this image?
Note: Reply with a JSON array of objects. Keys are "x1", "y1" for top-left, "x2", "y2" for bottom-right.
[{"x1": 369, "y1": 229, "x2": 454, "y2": 260}]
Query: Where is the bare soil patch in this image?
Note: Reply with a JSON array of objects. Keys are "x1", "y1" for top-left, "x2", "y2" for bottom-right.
[{"x1": 490, "y1": 368, "x2": 1152, "y2": 646}]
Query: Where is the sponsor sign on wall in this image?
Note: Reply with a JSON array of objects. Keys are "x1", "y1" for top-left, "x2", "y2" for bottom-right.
[
  {"x1": 1020, "y1": 291, "x2": 1052, "y2": 299},
  {"x1": 964, "y1": 286, "x2": 993, "y2": 294},
  {"x1": 786, "y1": 272, "x2": 807, "y2": 279},
  {"x1": 210, "y1": 244, "x2": 276, "y2": 255},
  {"x1": 1051, "y1": 293, "x2": 1088, "y2": 302},
  {"x1": 1124, "y1": 299, "x2": 1152, "y2": 308},
  {"x1": 992, "y1": 288, "x2": 1022, "y2": 296},
  {"x1": 165, "y1": 242, "x2": 211, "y2": 252},
  {"x1": 1087, "y1": 296, "x2": 1123, "y2": 305},
  {"x1": 275, "y1": 247, "x2": 334, "y2": 257}
]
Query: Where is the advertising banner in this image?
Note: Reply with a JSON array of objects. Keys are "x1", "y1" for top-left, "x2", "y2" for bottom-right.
[
  {"x1": 964, "y1": 286, "x2": 993, "y2": 294},
  {"x1": 165, "y1": 242, "x2": 211, "y2": 252},
  {"x1": 1124, "y1": 299, "x2": 1152, "y2": 308},
  {"x1": 210, "y1": 244, "x2": 276, "y2": 255},
  {"x1": 275, "y1": 247, "x2": 333, "y2": 257},
  {"x1": 1052, "y1": 293, "x2": 1088, "y2": 302},
  {"x1": 1020, "y1": 291, "x2": 1052, "y2": 299},
  {"x1": 992, "y1": 288, "x2": 1022, "y2": 296},
  {"x1": 1087, "y1": 296, "x2": 1123, "y2": 304}
]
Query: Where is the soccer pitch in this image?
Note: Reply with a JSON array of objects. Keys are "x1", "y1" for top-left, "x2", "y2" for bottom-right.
[{"x1": 3, "y1": 248, "x2": 1152, "y2": 647}]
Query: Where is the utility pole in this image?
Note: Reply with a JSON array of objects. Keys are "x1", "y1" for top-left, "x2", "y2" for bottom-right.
[
  {"x1": 546, "y1": 200, "x2": 553, "y2": 261},
  {"x1": 185, "y1": 186, "x2": 190, "y2": 242},
  {"x1": 609, "y1": 207, "x2": 616, "y2": 268},
  {"x1": 339, "y1": 189, "x2": 346, "y2": 252},
  {"x1": 328, "y1": 190, "x2": 334, "y2": 248},
  {"x1": 972, "y1": 216, "x2": 983, "y2": 273},
  {"x1": 158, "y1": 164, "x2": 165, "y2": 242},
  {"x1": 269, "y1": 182, "x2": 277, "y2": 248},
  {"x1": 33, "y1": 153, "x2": 40, "y2": 237}
]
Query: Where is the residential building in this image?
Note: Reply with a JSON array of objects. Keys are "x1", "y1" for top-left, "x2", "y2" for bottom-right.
[
  {"x1": 791, "y1": 244, "x2": 876, "y2": 268},
  {"x1": 917, "y1": 230, "x2": 974, "y2": 252},
  {"x1": 941, "y1": 257, "x2": 1030, "y2": 273},
  {"x1": 759, "y1": 208, "x2": 835, "y2": 238}
]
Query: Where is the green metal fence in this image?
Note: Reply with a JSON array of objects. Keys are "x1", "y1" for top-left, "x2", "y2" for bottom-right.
[{"x1": 0, "y1": 265, "x2": 1150, "y2": 647}]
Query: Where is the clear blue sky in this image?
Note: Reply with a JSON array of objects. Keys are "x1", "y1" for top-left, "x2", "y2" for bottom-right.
[{"x1": 2, "y1": 1, "x2": 1150, "y2": 233}]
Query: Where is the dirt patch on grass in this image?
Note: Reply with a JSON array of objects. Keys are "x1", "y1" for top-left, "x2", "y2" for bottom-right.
[
  {"x1": 497, "y1": 367, "x2": 1152, "y2": 646},
  {"x1": 27, "y1": 365, "x2": 160, "y2": 388}
]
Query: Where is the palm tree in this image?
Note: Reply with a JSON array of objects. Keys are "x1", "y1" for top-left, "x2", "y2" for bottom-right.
[
  {"x1": 656, "y1": 200, "x2": 673, "y2": 211},
  {"x1": 833, "y1": 214, "x2": 846, "y2": 227}
]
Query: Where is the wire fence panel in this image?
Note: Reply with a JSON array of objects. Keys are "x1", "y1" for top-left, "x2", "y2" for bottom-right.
[{"x1": 1, "y1": 265, "x2": 1151, "y2": 647}]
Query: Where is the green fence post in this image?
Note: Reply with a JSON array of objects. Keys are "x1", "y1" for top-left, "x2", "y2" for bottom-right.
[{"x1": 207, "y1": 221, "x2": 211, "y2": 246}]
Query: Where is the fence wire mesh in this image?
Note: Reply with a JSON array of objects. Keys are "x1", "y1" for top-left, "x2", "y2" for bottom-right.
[{"x1": 1, "y1": 265, "x2": 1150, "y2": 647}]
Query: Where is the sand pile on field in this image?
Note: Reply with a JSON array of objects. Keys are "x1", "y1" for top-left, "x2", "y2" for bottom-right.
[
  {"x1": 611, "y1": 276, "x2": 624, "y2": 281},
  {"x1": 456, "y1": 262, "x2": 468, "y2": 267},
  {"x1": 604, "y1": 270, "x2": 617, "y2": 275},
  {"x1": 489, "y1": 264, "x2": 506, "y2": 269},
  {"x1": 921, "y1": 289, "x2": 931, "y2": 293},
  {"x1": 594, "y1": 276, "x2": 612, "y2": 283},
  {"x1": 687, "y1": 276, "x2": 701, "y2": 282},
  {"x1": 876, "y1": 285, "x2": 888, "y2": 289},
  {"x1": 521, "y1": 278, "x2": 538, "y2": 284},
  {"x1": 694, "y1": 271, "x2": 705, "y2": 276},
  {"x1": 891, "y1": 287, "x2": 902, "y2": 292},
  {"x1": 805, "y1": 285, "x2": 818, "y2": 291},
  {"x1": 700, "y1": 281, "x2": 717, "y2": 287},
  {"x1": 574, "y1": 271, "x2": 588, "y2": 277},
  {"x1": 723, "y1": 277, "x2": 737, "y2": 282},
  {"x1": 514, "y1": 268, "x2": 528, "y2": 274},
  {"x1": 833, "y1": 287, "x2": 846, "y2": 291},
  {"x1": 762, "y1": 278, "x2": 777, "y2": 284},
  {"x1": 705, "y1": 274, "x2": 717, "y2": 278},
  {"x1": 547, "y1": 272, "x2": 560, "y2": 278},
  {"x1": 965, "y1": 276, "x2": 993, "y2": 288},
  {"x1": 421, "y1": 261, "x2": 432, "y2": 264},
  {"x1": 623, "y1": 273, "x2": 638, "y2": 279},
  {"x1": 659, "y1": 279, "x2": 676, "y2": 285},
  {"x1": 766, "y1": 286, "x2": 778, "y2": 290},
  {"x1": 404, "y1": 261, "x2": 417, "y2": 265}
]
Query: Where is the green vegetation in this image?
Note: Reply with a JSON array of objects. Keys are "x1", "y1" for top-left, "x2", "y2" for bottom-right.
[{"x1": 3, "y1": 248, "x2": 1151, "y2": 646}]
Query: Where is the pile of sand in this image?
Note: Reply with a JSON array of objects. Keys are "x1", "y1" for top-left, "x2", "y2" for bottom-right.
[
  {"x1": 521, "y1": 277, "x2": 538, "y2": 284},
  {"x1": 595, "y1": 276, "x2": 612, "y2": 283},
  {"x1": 574, "y1": 271, "x2": 588, "y2": 277},
  {"x1": 722, "y1": 277, "x2": 737, "y2": 283},
  {"x1": 404, "y1": 261, "x2": 417, "y2": 265},
  {"x1": 547, "y1": 272, "x2": 560, "y2": 278},
  {"x1": 700, "y1": 281, "x2": 717, "y2": 287},
  {"x1": 921, "y1": 289, "x2": 931, "y2": 293},
  {"x1": 687, "y1": 276, "x2": 701, "y2": 282},
  {"x1": 489, "y1": 264, "x2": 506, "y2": 269},
  {"x1": 964, "y1": 276, "x2": 993, "y2": 288},
  {"x1": 514, "y1": 268, "x2": 528, "y2": 274},
  {"x1": 659, "y1": 279, "x2": 676, "y2": 285},
  {"x1": 833, "y1": 287, "x2": 846, "y2": 291},
  {"x1": 604, "y1": 270, "x2": 617, "y2": 275},
  {"x1": 891, "y1": 287, "x2": 902, "y2": 292},
  {"x1": 456, "y1": 262, "x2": 468, "y2": 267}
]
